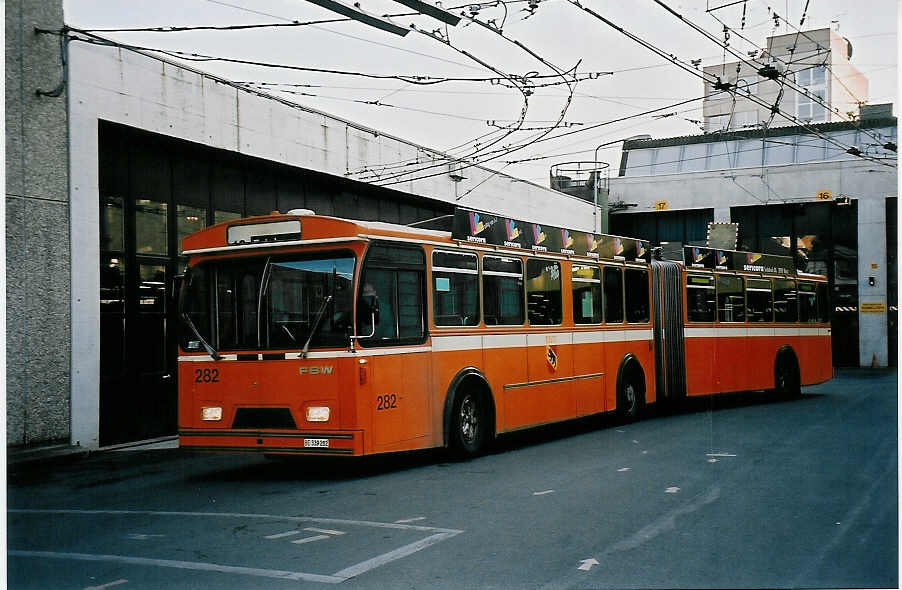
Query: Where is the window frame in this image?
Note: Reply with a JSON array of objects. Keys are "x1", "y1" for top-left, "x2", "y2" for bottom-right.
[
  {"x1": 745, "y1": 277, "x2": 774, "y2": 323},
  {"x1": 602, "y1": 264, "x2": 625, "y2": 324},
  {"x1": 526, "y1": 258, "x2": 563, "y2": 326},
  {"x1": 572, "y1": 263, "x2": 603, "y2": 325},
  {"x1": 716, "y1": 273, "x2": 746, "y2": 323},
  {"x1": 431, "y1": 249, "x2": 480, "y2": 328},
  {"x1": 685, "y1": 272, "x2": 716, "y2": 323},
  {"x1": 356, "y1": 242, "x2": 428, "y2": 347},
  {"x1": 624, "y1": 266, "x2": 650, "y2": 324},
  {"x1": 482, "y1": 254, "x2": 525, "y2": 326}
]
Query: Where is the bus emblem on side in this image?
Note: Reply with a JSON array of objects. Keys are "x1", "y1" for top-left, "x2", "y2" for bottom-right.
[
  {"x1": 299, "y1": 366, "x2": 334, "y2": 376},
  {"x1": 545, "y1": 344, "x2": 558, "y2": 372}
]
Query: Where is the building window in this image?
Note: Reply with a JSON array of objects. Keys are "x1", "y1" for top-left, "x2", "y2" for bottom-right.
[{"x1": 796, "y1": 66, "x2": 827, "y2": 122}]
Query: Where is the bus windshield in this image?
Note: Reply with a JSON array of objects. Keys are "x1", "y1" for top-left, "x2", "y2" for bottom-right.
[{"x1": 180, "y1": 252, "x2": 355, "y2": 353}]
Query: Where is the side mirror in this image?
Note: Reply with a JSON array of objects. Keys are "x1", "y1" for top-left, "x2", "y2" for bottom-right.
[{"x1": 172, "y1": 274, "x2": 185, "y2": 303}]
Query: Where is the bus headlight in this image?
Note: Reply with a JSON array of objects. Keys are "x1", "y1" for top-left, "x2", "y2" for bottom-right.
[
  {"x1": 201, "y1": 406, "x2": 223, "y2": 421},
  {"x1": 306, "y1": 406, "x2": 330, "y2": 422}
]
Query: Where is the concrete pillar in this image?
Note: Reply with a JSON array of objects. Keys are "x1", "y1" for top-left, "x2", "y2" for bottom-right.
[{"x1": 857, "y1": 198, "x2": 888, "y2": 367}]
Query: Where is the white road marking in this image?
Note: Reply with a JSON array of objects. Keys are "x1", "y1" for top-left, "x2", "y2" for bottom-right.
[
  {"x1": 705, "y1": 453, "x2": 737, "y2": 457},
  {"x1": 304, "y1": 527, "x2": 345, "y2": 536},
  {"x1": 83, "y1": 579, "x2": 128, "y2": 590},
  {"x1": 632, "y1": 440, "x2": 640, "y2": 444},
  {"x1": 9, "y1": 509, "x2": 464, "y2": 583},
  {"x1": 12, "y1": 550, "x2": 344, "y2": 584},
  {"x1": 291, "y1": 534, "x2": 331, "y2": 545},
  {"x1": 616, "y1": 430, "x2": 625, "y2": 433},
  {"x1": 264, "y1": 530, "x2": 303, "y2": 539},
  {"x1": 617, "y1": 468, "x2": 631, "y2": 472},
  {"x1": 577, "y1": 558, "x2": 599, "y2": 571},
  {"x1": 332, "y1": 532, "x2": 458, "y2": 580},
  {"x1": 125, "y1": 534, "x2": 164, "y2": 540},
  {"x1": 394, "y1": 517, "x2": 426, "y2": 524},
  {"x1": 533, "y1": 490, "x2": 555, "y2": 496},
  {"x1": 665, "y1": 487, "x2": 680, "y2": 494}
]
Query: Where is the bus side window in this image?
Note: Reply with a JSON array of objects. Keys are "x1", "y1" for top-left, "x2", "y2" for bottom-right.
[
  {"x1": 572, "y1": 264, "x2": 602, "y2": 324},
  {"x1": 716, "y1": 275, "x2": 745, "y2": 323},
  {"x1": 686, "y1": 274, "x2": 715, "y2": 322},
  {"x1": 773, "y1": 279, "x2": 798, "y2": 323},
  {"x1": 483, "y1": 256, "x2": 524, "y2": 325},
  {"x1": 816, "y1": 282, "x2": 830, "y2": 323},
  {"x1": 526, "y1": 259, "x2": 562, "y2": 325},
  {"x1": 603, "y1": 266, "x2": 624, "y2": 323},
  {"x1": 358, "y1": 244, "x2": 426, "y2": 345},
  {"x1": 625, "y1": 268, "x2": 649, "y2": 323},
  {"x1": 432, "y1": 250, "x2": 479, "y2": 327},
  {"x1": 746, "y1": 278, "x2": 773, "y2": 323},
  {"x1": 799, "y1": 281, "x2": 818, "y2": 323}
]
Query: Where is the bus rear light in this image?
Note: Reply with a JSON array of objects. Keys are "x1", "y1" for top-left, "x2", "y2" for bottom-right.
[
  {"x1": 201, "y1": 406, "x2": 223, "y2": 421},
  {"x1": 306, "y1": 406, "x2": 331, "y2": 422}
]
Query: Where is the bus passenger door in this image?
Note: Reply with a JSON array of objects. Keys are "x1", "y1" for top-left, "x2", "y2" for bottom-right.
[{"x1": 358, "y1": 244, "x2": 431, "y2": 451}]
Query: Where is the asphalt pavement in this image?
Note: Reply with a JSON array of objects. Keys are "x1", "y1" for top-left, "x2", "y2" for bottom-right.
[{"x1": 7, "y1": 369, "x2": 898, "y2": 589}]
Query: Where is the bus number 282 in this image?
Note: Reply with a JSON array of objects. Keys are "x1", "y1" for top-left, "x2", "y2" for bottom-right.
[
  {"x1": 194, "y1": 368, "x2": 220, "y2": 383},
  {"x1": 376, "y1": 394, "x2": 397, "y2": 410}
]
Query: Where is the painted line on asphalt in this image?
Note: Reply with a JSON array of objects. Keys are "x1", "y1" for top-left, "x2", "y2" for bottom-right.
[
  {"x1": 394, "y1": 517, "x2": 426, "y2": 524},
  {"x1": 533, "y1": 490, "x2": 555, "y2": 496},
  {"x1": 331, "y1": 532, "x2": 459, "y2": 580},
  {"x1": 264, "y1": 530, "x2": 303, "y2": 540},
  {"x1": 304, "y1": 527, "x2": 345, "y2": 536},
  {"x1": 11, "y1": 550, "x2": 345, "y2": 584},
  {"x1": 291, "y1": 534, "x2": 330, "y2": 545},
  {"x1": 10, "y1": 509, "x2": 465, "y2": 583},
  {"x1": 8, "y1": 509, "x2": 463, "y2": 534},
  {"x1": 83, "y1": 579, "x2": 128, "y2": 590}
]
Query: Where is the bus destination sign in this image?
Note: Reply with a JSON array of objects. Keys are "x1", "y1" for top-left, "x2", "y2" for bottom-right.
[
  {"x1": 452, "y1": 207, "x2": 651, "y2": 262},
  {"x1": 684, "y1": 246, "x2": 795, "y2": 274}
]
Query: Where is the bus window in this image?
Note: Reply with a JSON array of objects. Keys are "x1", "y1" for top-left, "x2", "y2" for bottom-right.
[
  {"x1": 483, "y1": 256, "x2": 524, "y2": 325},
  {"x1": 358, "y1": 244, "x2": 426, "y2": 344},
  {"x1": 686, "y1": 274, "x2": 715, "y2": 322},
  {"x1": 717, "y1": 275, "x2": 745, "y2": 323},
  {"x1": 432, "y1": 250, "x2": 479, "y2": 327},
  {"x1": 746, "y1": 278, "x2": 773, "y2": 323},
  {"x1": 816, "y1": 282, "x2": 830, "y2": 323},
  {"x1": 603, "y1": 266, "x2": 624, "y2": 323},
  {"x1": 572, "y1": 264, "x2": 602, "y2": 324},
  {"x1": 526, "y1": 259, "x2": 562, "y2": 325},
  {"x1": 799, "y1": 282, "x2": 817, "y2": 323},
  {"x1": 773, "y1": 279, "x2": 798, "y2": 323},
  {"x1": 625, "y1": 268, "x2": 649, "y2": 323}
]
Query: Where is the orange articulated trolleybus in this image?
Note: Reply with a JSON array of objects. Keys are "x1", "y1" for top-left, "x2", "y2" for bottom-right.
[{"x1": 177, "y1": 207, "x2": 833, "y2": 458}]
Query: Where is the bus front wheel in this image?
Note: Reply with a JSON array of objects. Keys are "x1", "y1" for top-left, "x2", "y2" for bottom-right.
[{"x1": 450, "y1": 389, "x2": 489, "y2": 458}]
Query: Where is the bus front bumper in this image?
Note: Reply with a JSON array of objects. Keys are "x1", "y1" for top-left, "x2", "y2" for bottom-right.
[{"x1": 178, "y1": 429, "x2": 363, "y2": 456}]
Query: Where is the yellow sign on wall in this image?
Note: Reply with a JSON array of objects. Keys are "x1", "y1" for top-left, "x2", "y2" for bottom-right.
[
  {"x1": 816, "y1": 190, "x2": 833, "y2": 201},
  {"x1": 860, "y1": 302, "x2": 887, "y2": 313},
  {"x1": 654, "y1": 200, "x2": 669, "y2": 210}
]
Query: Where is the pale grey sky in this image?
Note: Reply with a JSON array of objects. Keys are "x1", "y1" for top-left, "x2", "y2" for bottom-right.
[{"x1": 65, "y1": 0, "x2": 898, "y2": 187}]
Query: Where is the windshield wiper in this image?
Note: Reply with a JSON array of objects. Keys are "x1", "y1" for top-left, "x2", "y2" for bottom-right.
[
  {"x1": 182, "y1": 312, "x2": 221, "y2": 361},
  {"x1": 300, "y1": 294, "x2": 333, "y2": 359}
]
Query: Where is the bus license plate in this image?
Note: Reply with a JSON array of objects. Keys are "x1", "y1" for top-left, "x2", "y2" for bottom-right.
[{"x1": 304, "y1": 438, "x2": 329, "y2": 448}]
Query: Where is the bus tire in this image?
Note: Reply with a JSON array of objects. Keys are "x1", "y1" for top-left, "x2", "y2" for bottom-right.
[
  {"x1": 774, "y1": 350, "x2": 801, "y2": 398},
  {"x1": 449, "y1": 387, "x2": 490, "y2": 458},
  {"x1": 616, "y1": 357, "x2": 645, "y2": 423}
]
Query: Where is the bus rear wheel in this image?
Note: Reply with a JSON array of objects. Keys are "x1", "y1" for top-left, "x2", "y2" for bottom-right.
[
  {"x1": 617, "y1": 368, "x2": 644, "y2": 423},
  {"x1": 450, "y1": 389, "x2": 489, "y2": 458},
  {"x1": 774, "y1": 355, "x2": 801, "y2": 398}
]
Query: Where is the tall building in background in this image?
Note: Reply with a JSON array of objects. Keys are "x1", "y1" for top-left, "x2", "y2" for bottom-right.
[{"x1": 703, "y1": 27, "x2": 869, "y2": 132}]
